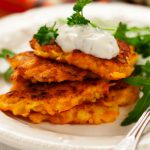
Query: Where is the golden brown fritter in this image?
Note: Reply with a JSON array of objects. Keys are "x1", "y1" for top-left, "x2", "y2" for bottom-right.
[
  {"x1": 28, "y1": 84, "x2": 139, "y2": 124},
  {"x1": 107, "y1": 82, "x2": 139, "y2": 106},
  {"x1": 0, "y1": 80, "x2": 109, "y2": 117},
  {"x1": 0, "y1": 81, "x2": 139, "y2": 124},
  {"x1": 9, "y1": 52, "x2": 97, "y2": 83},
  {"x1": 27, "y1": 84, "x2": 139, "y2": 124},
  {"x1": 29, "y1": 102, "x2": 119, "y2": 124},
  {"x1": 30, "y1": 38, "x2": 138, "y2": 80},
  {"x1": 102, "y1": 86, "x2": 139, "y2": 107}
]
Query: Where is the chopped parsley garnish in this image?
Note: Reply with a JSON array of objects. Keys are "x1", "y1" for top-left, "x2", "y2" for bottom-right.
[
  {"x1": 114, "y1": 22, "x2": 150, "y2": 58},
  {"x1": 67, "y1": 0, "x2": 92, "y2": 26},
  {"x1": 0, "y1": 49, "x2": 15, "y2": 81},
  {"x1": 34, "y1": 22, "x2": 59, "y2": 45}
]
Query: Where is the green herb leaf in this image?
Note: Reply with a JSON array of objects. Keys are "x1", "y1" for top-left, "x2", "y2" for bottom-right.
[
  {"x1": 121, "y1": 85, "x2": 150, "y2": 126},
  {"x1": 0, "y1": 49, "x2": 15, "y2": 82},
  {"x1": 73, "y1": 0, "x2": 92, "y2": 12},
  {"x1": 3, "y1": 67, "x2": 13, "y2": 81},
  {"x1": 67, "y1": 0, "x2": 92, "y2": 26},
  {"x1": 122, "y1": 61, "x2": 150, "y2": 125},
  {"x1": 125, "y1": 76, "x2": 150, "y2": 86},
  {"x1": 34, "y1": 23, "x2": 59, "y2": 45},
  {"x1": 114, "y1": 22, "x2": 150, "y2": 58},
  {"x1": 67, "y1": 12, "x2": 90, "y2": 26},
  {"x1": 142, "y1": 61, "x2": 150, "y2": 76},
  {"x1": 0, "y1": 49, "x2": 15, "y2": 59},
  {"x1": 133, "y1": 65, "x2": 143, "y2": 76},
  {"x1": 67, "y1": 0, "x2": 115, "y2": 31},
  {"x1": 114, "y1": 22, "x2": 127, "y2": 41}
]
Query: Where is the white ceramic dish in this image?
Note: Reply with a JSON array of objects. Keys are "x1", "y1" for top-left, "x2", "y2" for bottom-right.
[{"x1": 0, "y1": 2, "x2": 150, "y2": 150}]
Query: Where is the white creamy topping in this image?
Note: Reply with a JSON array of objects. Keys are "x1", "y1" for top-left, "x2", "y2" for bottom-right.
[{"x1": 56, "y1": 24, "x2": 119, "y2": 59}]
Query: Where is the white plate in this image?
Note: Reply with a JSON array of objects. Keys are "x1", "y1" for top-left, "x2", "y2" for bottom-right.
[{"x1": 0, "y1": 2, "x2": 150, "y2": 150}]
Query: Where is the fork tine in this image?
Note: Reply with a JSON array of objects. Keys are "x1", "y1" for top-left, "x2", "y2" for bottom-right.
[
  {"x1": 115, "y1": 107, "x2": 150, "y2": 150},
  {"x1": 132, "y1": 114, "x2": 150, "y2": 150},
  {"x1": 127, "y1": 107, "x2": 150, "y2": 136}
]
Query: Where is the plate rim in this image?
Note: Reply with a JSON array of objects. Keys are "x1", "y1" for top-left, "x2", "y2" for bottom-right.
[{"x1": 0, "y1": 2, "x2": 150, "y2": 150}]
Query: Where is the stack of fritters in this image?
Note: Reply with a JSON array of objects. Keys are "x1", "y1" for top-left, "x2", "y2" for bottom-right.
[{"x1": 0, "y1": 38, "x2": 139, "y2": 124}]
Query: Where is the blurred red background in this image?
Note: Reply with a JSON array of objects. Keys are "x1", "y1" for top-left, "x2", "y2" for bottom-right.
[
  {"x1": 0, "y1": 0, "x2": 98, "y2": 16},
  {"x1": 0, "y1": 0, "x2": 149, "y2": 17}
]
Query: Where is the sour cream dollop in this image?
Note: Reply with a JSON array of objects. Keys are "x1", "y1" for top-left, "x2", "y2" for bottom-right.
[{"x1": 56, "y1": 25, "x2": 119, "y2": 59}]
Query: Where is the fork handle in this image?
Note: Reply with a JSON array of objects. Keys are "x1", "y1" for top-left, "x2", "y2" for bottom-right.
[{"x1": 115, "y1": 136, "x2": 135, "y2": 150}]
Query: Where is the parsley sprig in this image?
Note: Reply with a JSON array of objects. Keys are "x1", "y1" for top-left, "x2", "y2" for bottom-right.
[
  {"x1": 34, "y1": 22, "x2": 58, "y2": 45},
  {"x1": 67, "y1": 0, "x2": 115, "y2": 31},
  {"x1": 122, "y1": 61, "x2": 150, "y2": 126},
  {"x1": 114, "y1": 22, "x2": 150, "y2": 58},
  {"x1": 73, "y1": 0, "x2": 92, "y2": 12},
  {"x1": 67, "y1": 0, "x2": 92, "y2": 26},
  {"x1": 0, "y1": 49, "x2": 15, "y2": 81}
]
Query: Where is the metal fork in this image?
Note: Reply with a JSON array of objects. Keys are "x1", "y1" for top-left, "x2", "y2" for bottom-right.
[{"x1": 115, "y1": 106, "x2": 150, "y2": 150}]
